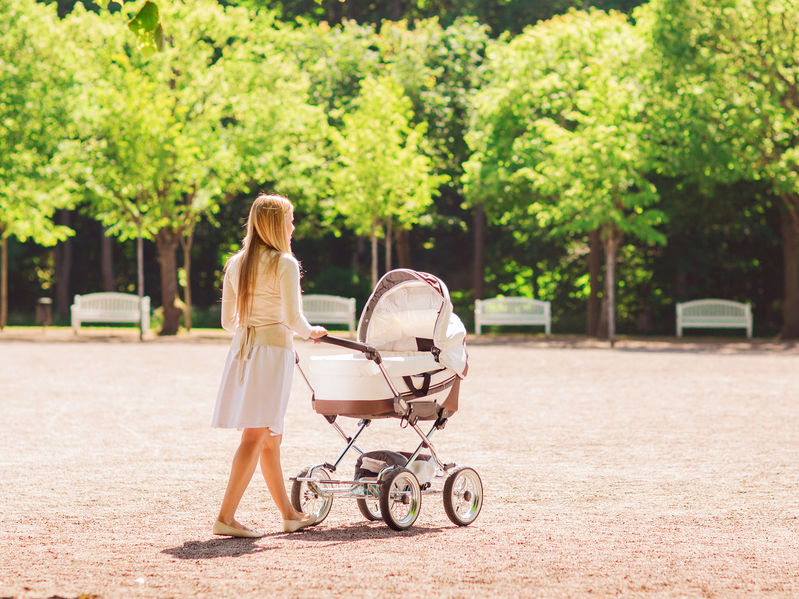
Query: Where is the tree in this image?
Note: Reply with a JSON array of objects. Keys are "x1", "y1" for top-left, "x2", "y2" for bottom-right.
[
  {"x1": 0, "y1": 0, "x2": 74, "y2": 329},
  {"x1": 63, "y1": 1, "x2": 326, "y2": 335},
  {"x1": 374, "y1": 18, "x2": 491, "y2": 291},
  {"x1": 464, "y1": 10, "x2": 665, "y2": 344},
  {"x1": 330, "y1": 75, "x2": 447, "y2": 286},
  {"x1": 638, "y1": 0, "x2": 799, "y2": 338}
]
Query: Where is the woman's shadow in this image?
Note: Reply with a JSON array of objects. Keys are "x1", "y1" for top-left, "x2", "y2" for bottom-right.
[
  {"x1": 162, "y1": 537, "x2": 272, "y2": 560},
  {"x1": 162, "y1": 522, "x2": 445, "y2": 559}
]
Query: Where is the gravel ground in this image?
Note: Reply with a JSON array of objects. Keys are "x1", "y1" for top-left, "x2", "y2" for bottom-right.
[{"x1": 1, "y1": 329, "x2": 798, "y2": 598}]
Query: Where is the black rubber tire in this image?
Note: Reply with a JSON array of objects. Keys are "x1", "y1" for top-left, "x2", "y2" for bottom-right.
[
  {"x1": 443, "y1": 466, "x2": 483, "y2": 526},
  {"x1": 290, "y1": 466, "x2": 333, "y2": 525},
  {"x1": 378, "y1": 467, "x2": 421, "y2": 531},
  {"x1": 356, "y1": 496, "x2": 382, "y2": 521}
]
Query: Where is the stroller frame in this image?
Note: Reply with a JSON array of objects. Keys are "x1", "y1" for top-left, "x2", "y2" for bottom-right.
[{"x1": 291, "y1": 334, "x2": 483, "y2": 531}]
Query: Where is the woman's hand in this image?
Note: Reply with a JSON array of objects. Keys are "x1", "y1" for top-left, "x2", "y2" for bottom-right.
[{"x1": 309, "y1": 326, "x2": 328, "y2": 340}]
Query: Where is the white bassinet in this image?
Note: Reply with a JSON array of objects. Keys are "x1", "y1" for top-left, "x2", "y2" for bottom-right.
[{"x1": 304, "y1": 269, "x2": 468, "y2": 421}]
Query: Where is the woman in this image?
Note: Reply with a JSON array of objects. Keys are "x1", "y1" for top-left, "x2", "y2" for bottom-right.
[{"x1": 211, "y1": 194, "x2": 327, "y2": 537}]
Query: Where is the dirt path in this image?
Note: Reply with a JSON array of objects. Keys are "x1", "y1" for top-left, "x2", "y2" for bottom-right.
[{"x1": 1, "y1": 332, "x2": 798, "y2": 598}]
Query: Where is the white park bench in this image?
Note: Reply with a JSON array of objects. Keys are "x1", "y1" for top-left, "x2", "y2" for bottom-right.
[
  {"x1": 303, "y1": 294, "x2": 357, "y2": 333},
  {"x1": 474, "y1": 296, "x2": 551, "y2": 336},
  {"x1": 675, "y1": 298, "x2": 752, "y2": 338},
  {"x1": 71, "y1": 292, "x2": 151, "y2": 333}
]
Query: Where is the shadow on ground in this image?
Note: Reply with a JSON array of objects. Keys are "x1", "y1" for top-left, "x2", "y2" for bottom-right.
[
  {"x1": 162, "y1": 522, "x2": 446, "y2": 558},
  {"x1": 278, "y1": 522, "x2": 447, "y2": 545},
  {"x1": 162, "y1": 538, "x2": 272, "y2": 559}
]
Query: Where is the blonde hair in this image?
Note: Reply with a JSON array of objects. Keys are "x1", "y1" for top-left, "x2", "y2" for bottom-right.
[{"x1": 227, "y1": 194, "x2": 294, "y2": 326}]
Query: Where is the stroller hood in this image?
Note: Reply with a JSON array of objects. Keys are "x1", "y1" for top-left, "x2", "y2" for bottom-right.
[{"x1": 357, "y1": 269, "x2": 467, "y2": 377}]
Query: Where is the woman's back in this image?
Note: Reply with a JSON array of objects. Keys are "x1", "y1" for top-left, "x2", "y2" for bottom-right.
[{"x1": 222, "y1": 249, "x2": 311, "y2": 336}]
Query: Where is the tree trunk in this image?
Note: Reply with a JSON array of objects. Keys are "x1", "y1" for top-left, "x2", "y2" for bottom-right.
[
  {"x1": 137, "y1": 225, "x2": 145, "y2": 341},
  {"x1": 155, "y1": 227, "x2": 182, "y2": 336},
  {"x1": 370, "y1": 226, "x2": 378, "y2": 289},
  {"x1": 101, "y1": 227, "x2": 114, "y2": 292},
  {"x1": 352, "y1": 236, "x2": 364, "y2": 277},
  {"x1": 389, "y1": 0, "x2": 402, "y2": 20},
  {"x1": 603, "y1": 230, "x2": 620, "y2": 347},
  {"x1": 181, "y1": 229, "x2": 194, "y2": 332},
  {"x1": 779, "y1": 198, "x2": 799, "y2": 339},
  {"x1": 472, "y1": 205, "x2": 486, "y2": 300},
  {"x1": 54, "y1": 210, "x2": 73, "y2": 317},
  {"x1": 1, "y1": 234, "x2": 7, "y2": 330},
  {"x1": 587, "y1": 229, "x2": 601, "y2": 337},
  {"x1": 384, "y1": 217, "x2": 393, "y2": 274},
  {"x1": 395, "y1": 228, "x2": 411, "y2": 268},
  {"x1": 597, "y1": 297, "x2": 609, "y2": 340}
]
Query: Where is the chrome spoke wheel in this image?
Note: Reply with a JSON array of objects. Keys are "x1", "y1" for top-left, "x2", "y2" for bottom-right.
[
  {"x1": 443, "y1": 467, "x2": 483, "y2": 526},
  {"x1": 290, "y1": 466, "x2": 332, "y2": 524},
  {"x1": 356, "y1": 482, "x2": 382, "y2": 521},
  {"x1": 379, "y1": 467, "x2": 421, "y2": 531}
]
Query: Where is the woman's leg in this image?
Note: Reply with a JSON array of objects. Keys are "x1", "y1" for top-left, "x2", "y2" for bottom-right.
[
  {"x1": 259, "y1": 432, "x2": 308, "y2": 521},
  {"x1": 217, "y1": 427, "x2": 269, "y2": 526}
]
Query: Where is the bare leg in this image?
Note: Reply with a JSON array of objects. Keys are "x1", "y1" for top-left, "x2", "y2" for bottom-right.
[
  {"x1": 217, "y1": 428, "x2": 269, "y2": 527},
  {"x1": 259, "y1": 432, "x2": 308, "y2": 521}
]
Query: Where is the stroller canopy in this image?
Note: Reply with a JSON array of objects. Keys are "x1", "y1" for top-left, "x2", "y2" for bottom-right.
[{"x1": 357, "y1": 269, "x2": 467, "y2": 377}]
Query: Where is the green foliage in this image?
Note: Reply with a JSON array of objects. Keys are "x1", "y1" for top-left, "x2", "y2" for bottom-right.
[
  {"x1": 465, "y1": 9, "x2": 664, "y2": 244},
  {"x1": 639, "y1": 0, "x2": 799, "y2": 337},
  {"x1": 61, "y1": 1, "x2": 327, "y2": 244},
  {"x1": 330, "y1": 75, "x2": 447, "y2": 238},
  {"x1": 127, "y1": 1, "x2": 164, "y2": 56},
  {"x1": 1, "y1": 0, "x2": 790, "y2": 337},
  {"x1": 0, "y1": 0, "x2": 75, "y2": 245},
  {"x1": 375, "y1": 18, "x2": 491, "y2": 185},
  {"x1": 638, "y1": 0, "x2": 799, "y2": 196}
]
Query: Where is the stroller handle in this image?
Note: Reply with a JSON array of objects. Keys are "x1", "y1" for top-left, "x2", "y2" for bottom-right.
[{"x1": 318, "y1": 334, "x2": 381, "y2": 363}]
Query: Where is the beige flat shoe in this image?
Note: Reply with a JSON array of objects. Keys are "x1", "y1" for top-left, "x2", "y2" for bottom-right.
[
  {"x1": 283, "y1": 514, "x2": 317, "y2": 533},
  {"x1": 213, "y1": 520, "x2": 264, "y2": 538}
]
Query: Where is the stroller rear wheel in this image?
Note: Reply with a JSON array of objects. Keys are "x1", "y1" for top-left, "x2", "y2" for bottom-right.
[
  {"x1": 379, "y1": 467, "x2": 421, "y2": 531},
  {"x1": 356, "y1": 485, "x2": 382, "y2": 521},
  {"x1": 290, "y1": 466, "x2": 333, "y2": 524},
  {"x1": 443, "y1": 467, "x2": 483, "y2": 526}
]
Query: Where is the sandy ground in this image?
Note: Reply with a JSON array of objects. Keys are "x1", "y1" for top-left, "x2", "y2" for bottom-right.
[{"x1": 1, "y1": 329, "x2": 798, "y2": 598}]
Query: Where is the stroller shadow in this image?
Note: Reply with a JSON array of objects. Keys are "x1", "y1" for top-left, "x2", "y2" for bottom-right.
[
  {"x1": 162, "y1": 537, "x2": 273, "y2": 560},
  {"x1": 274, "y1": 521, "x2": 447, "y2": 545}
]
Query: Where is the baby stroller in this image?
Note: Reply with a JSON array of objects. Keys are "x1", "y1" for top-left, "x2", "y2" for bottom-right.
[{"x1": 291, "y1": 269, "x2": 483, "y2": 531}]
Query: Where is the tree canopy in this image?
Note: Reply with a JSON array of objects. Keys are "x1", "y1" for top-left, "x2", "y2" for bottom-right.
[{"x1": 3, "y1": 0, "x2": 794, "y2": 340}]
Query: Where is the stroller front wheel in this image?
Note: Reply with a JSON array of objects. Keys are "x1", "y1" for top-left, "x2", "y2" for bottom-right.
[
  {"x1": 379, "y1": 467, "x2": 421, "y2": 531},
  {"x1": 290, "y1": 466, "x2": 333, "y2": 524},
  {"x1": 443, "y1": 466, "x2": 483, "y2": 526}
]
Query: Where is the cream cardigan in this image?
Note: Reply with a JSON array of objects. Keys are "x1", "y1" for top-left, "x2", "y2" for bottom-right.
[{"x1": 221, "y1": 250, "x2": 313, "y2": 339}]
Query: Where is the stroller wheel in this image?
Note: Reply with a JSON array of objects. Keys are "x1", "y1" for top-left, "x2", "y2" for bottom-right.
[
  {"x1": 443, "y1": 467, "x2": 483, "y2": 526},
  {"x1": 290, "y1": 466, "x2": 333, "y2": 525},
  {"x1": 356, "y1": 482, "x2": 382, "y2": 521},
  {"x1": 379, "y1": 467, "x2": 421, "y2": 531}
]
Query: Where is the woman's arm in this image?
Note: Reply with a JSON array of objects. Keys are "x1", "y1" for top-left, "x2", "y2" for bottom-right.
[
  {"x1": 220, "y1": 268, "x2": 237, "y2": 333},
  {"x1": 279, "y1": 255, "x2": 315, "y2": 339}
]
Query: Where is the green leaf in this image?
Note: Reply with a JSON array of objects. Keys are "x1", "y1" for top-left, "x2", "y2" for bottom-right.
[{"x1": 127, "y1": 1, "x2": 159, "y2": 34}]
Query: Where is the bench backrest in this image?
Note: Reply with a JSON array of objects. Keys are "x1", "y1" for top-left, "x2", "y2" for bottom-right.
[
  {"x1": 476, "y1": 297, "x2": 550, "y2": 322},
  {"x1": 303, "y1": 294, "x2": 356, "y2": 331},
  {"x1": 676, "y1": 299, "x2": 750, "y2": 321},
  {"x1": 74, "y1": 292, "x2": 146, "y2": 314}
]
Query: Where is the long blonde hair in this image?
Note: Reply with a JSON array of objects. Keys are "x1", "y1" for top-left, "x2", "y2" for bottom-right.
[{"x1": 227, "y1": 194, "x2": 294, "y2": 325}]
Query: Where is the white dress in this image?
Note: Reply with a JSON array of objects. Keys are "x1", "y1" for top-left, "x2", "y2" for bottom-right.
[{"x1": 211, "y1": 251, "x2": 313, "y2": 432}]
